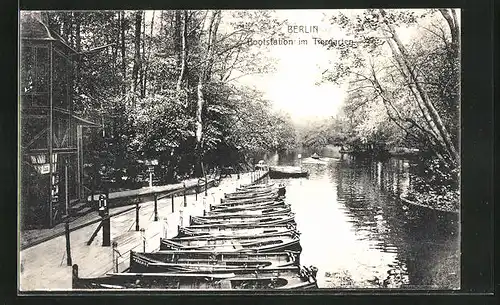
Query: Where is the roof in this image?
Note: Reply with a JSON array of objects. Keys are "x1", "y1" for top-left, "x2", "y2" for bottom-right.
[
  {"x1": 20, "y1": 12, "x2": 54, "y2": 41},
  {"x1": 20, "y1": 11, "x2": 78, "y2": 54}
]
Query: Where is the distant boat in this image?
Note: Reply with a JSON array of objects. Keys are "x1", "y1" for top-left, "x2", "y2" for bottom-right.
[
  {"x1": 311, "y1": 153, "x2": 320, "y2": 159},
  {"x1": 269, "y1": 166, "x2": 309, "y2": 179}
]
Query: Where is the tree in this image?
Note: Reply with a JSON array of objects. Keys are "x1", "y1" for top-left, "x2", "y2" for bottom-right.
[
  {"x1": 132, "y1": 11, "x2": 142, "y2": 95},
  {"x1": 39, "y1": 10, "x2": 295, "y2": 186},
  {"x1": 324, "y1": 9, "x2": 460, "y2": 170}
]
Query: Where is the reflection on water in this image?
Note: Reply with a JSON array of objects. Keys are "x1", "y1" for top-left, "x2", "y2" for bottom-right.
[{"x1": 270, "y1": 153, "x2": 460, "y2": 289}]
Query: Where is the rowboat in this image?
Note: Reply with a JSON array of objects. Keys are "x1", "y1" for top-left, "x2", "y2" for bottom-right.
[
  {"x1": 181, "y1": 221, "x2": 297, "y2": 231},
  {"x1": 203, "y1": 206, "x2": 292, "y2": 217},
  {"x1": 238, "y1": 182, "x2": 277, "y2": 190},
  {"x1": 72, "y1": 269, "x2": 235, "y2": 289},
  {"x1": 177, "y1": 225, "x2": 297, "y2": 237},
  {"x1": 220, "y1": 195, "x2": 281, "y2": 205},
  {"x1": 226, "y1": 185, "x2": 286, "y2": 198},
  {"x1": 127, "y1": 257, "x2": 316, "y2": 288},
  {"x1": 209, "y1": 201, "x2": 287, "y2": 213},
  {"x1": 129, "y1": 251, "x2": 299, "y2": 272},
  {"x1": 221, "y1": 191, "x2": 280, "y2": 202},
  {"x1": 171, "y1": 229, "x2": 298, "y2": 243},
  {"x1": 206, "y1": 205, "x2": 292, "y2": 217},
  {"x1": 225, "y1": 189, "x2": 278, "y2": 200},
  {"x1": 228, "y1": 184, "x2": 283, "y2": 194},
  {"x1": 130, "y1": 250, "x2": 300, "y2": 266},
  {"x1": 160, "y1": 235, "x2": 302, "y2": 253},
  {"x1": 302, "y1": 157, "x2": 328, "y2": 165},
  {"x1": 72, "y1": 264, "x2": 317, "y2": 289},
  {"x1": 269, "y1": 166, "x2": 309, "y2": 179},
  {"x1": 233, "y1": 183, "x2": 283, "y2": 192},
  {"x1": 189, "y1": 214, "x2": 296, "y2": 226},
  {"x1": 399, "y1": 194, "x2": 459, "y2": 222},
  {"x1": 130, "y1": 257, "x2": 274, "y2": 273}
]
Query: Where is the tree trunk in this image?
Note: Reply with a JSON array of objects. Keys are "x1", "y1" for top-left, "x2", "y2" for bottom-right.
[
  {"x1": 194, "y1": 11, "x2": 220, "y2": 176},
  {"x1": 140, "y1": 11, "x2": 146, "y2": 98},
  {"x1": 206, "y1": 11, "x2": 221, "y2": 81},
  {"x1": 379, "y1": 9, "x2": 459, "y2": 167},
  {"x1": 74, "y1": 13, "x2": 81, "y2": 97},
  {"x1": 196, "y1": 80, "x2": 204, "y2": 145},
  {"x1": 176, "y1": 10, "x2": 188, "y2": 91},
  {"x1": 439, "y1": 9, "x2": 460, "y2": 59},
  {"x1": 120, "y1": 11, "x2": 127, "y2": 95},
  {"x1": 174, "y1": 10, "x2": 182, "y2": 66},
  {"x1": 132, "y1": 11, "x2": 142, "y2": 96},
  {"x1": 385, "y1": 38, "x2": 443, "y2": 142},
  {"x1": 143, "y1": 11, "x2": 155, "y2": 96}
]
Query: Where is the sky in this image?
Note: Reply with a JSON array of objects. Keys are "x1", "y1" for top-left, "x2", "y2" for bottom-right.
[
  {"x1": 232, "y1": 9, "x2": 460, "y2": 124},
  {"x1": 142, "y1": 9, "x2": 460, "y2": 124},
  {"x1": 236, "y1": 10, "x2": 347, "y2": 123}
]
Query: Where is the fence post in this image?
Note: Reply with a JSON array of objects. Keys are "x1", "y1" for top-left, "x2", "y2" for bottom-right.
[
  {"x1": 102, "y1": 215, "x2": 110, "y2": 246},
  {"x1": 64, "y1": 221, "x2": 72, "y2": 266},
  {"x1": 154, "y1": 193, "x2": 158, "y2": 221},
  {"x1": 171, "y1": 194, "x2": 175, "y2": 213},
  {"x1": 135, "y1": 201, "x2": 140, "y2": 231},
  {"x1": 140, "y1": 228, "x2": 146, "y2": 252},
  {"x1": 112, "y1": 241, "x2": 118, "y2": 272},
  {"x1": 183, "y1": 183, "x2": 187, "y2": 207},
  {"x1": 90, "y1": 183, "x2": 95, "y2": 209}
]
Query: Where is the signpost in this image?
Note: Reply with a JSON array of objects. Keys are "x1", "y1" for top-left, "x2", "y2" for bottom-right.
[{"x1": 145, "y1": 159, "x2": 158, "y2": 187}]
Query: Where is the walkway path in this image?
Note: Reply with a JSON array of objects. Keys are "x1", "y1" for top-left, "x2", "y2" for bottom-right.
[
  {"x1": 19, "y1": 171, "x2": 268, "y2": 291},
  {"x1": 21, "y1": 176, "x2": 216, "y2": 250}
]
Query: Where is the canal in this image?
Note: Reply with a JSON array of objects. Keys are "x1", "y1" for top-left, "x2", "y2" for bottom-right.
[{"x1": 267, "y1": 151, "x2": 460, "y2": 289}]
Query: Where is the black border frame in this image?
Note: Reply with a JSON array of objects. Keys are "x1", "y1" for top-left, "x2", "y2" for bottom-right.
[{"x1": 4, "y1": 0, "x2": 495, "y2": 304}]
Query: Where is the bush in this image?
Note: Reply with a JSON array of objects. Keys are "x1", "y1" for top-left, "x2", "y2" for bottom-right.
[{"x1": 408, "y1": 158, "x2": 459, "y2": 212}]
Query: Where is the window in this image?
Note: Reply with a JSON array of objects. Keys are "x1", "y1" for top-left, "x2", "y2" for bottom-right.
[{"x1": 20, "y1": 45, "x2": 49, "y2": 107}]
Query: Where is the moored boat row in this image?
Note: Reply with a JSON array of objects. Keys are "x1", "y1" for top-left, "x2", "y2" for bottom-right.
[{"x1": 72, "y1": 181, "x2": 317, "y2": 290}]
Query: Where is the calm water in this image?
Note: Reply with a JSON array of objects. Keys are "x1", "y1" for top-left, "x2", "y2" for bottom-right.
[{"x1": 267, "y1": 152, "x2": 460, "y2": 289}]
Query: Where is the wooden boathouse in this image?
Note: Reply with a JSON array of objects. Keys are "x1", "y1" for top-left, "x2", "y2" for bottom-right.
[{"x1": 20, "y1": 12, "x2": 100, "y2": 229}]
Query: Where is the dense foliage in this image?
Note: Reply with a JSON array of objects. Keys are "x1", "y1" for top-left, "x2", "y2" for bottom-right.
[
  {"x1": 43, "y1": 10, "x2": 297, "y2": 187},
  {"x1": 317, "y1": 9, "x2": 460, "y2": 210}
]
